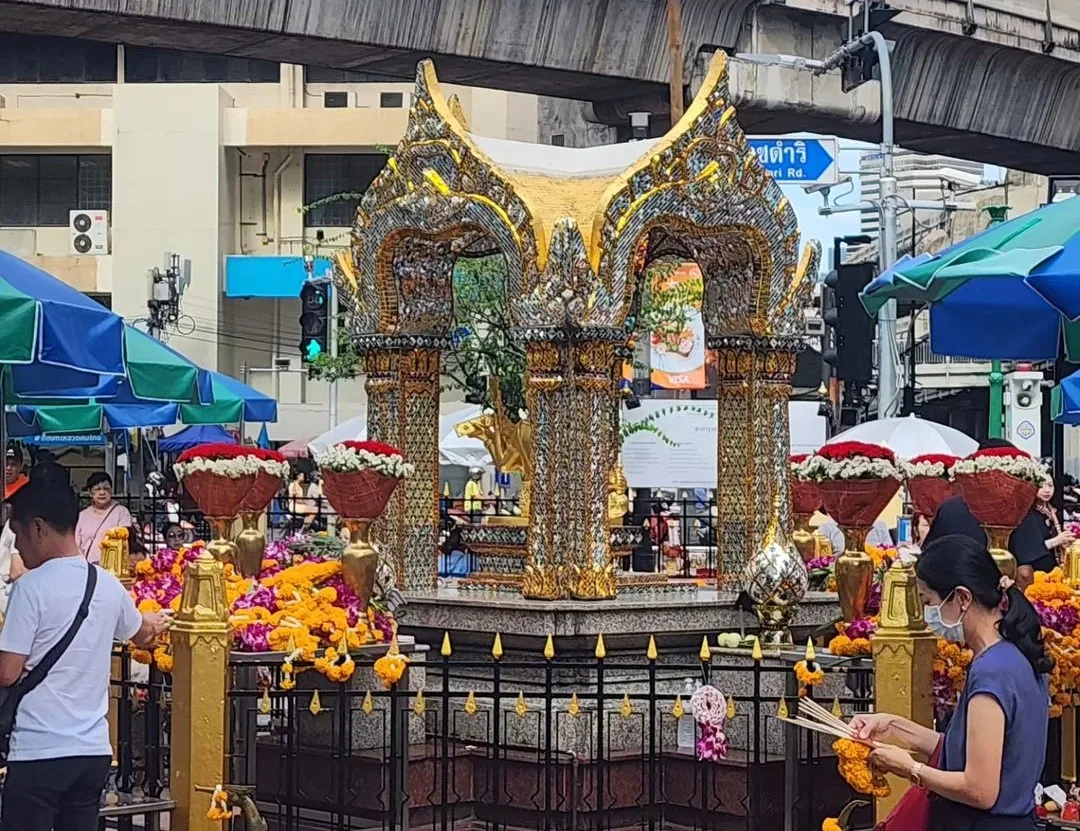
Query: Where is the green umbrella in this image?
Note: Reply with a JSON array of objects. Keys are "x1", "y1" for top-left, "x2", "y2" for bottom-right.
[
  {"x1": 178, "y1": 371, "x2": 277, "y2": 425},
  {"x1": 9, "y1": 325, "x2": 213, "y2": 403}
]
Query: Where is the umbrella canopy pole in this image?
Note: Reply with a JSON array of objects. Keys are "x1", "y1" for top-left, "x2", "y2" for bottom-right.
[{"x1": 984, "y1": 208, "x2": 1010, "y2": 439}]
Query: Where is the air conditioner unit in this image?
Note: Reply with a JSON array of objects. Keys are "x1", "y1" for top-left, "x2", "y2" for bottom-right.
[{"x1": 69, "y1": 209, "x2": 109, "y2": 256}]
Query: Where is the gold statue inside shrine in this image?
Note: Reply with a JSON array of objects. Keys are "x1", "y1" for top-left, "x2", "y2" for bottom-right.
[
  {"x1": 336, "y1": 51, "x2": 818, "y2": 599},
  {"x1": 607, "y1": 462, "x2": 629, "y2": 527},
  {"x1": 454, "y1": 378, "x2": 533, "y2": 527}
]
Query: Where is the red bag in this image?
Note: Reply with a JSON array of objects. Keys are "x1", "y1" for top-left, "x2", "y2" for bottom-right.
[{"x1": 874, "y1": 738, "x2": 943, "y2": 831}]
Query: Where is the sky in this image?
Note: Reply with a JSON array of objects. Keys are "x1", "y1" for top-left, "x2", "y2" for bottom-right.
[{"x1": 771, "y1": 135, "x2": 873, "y2": 272}]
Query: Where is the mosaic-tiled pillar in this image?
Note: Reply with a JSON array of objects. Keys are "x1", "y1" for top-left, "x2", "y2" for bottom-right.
[
  {"x1": 396, "y1": 346, "x2": 443, "y2": 594},
  {"x1": 522, "y1": 329, "x2": 621, "y2": 600},
  {"x1": 356, "y1": 336, "x2": 443, "y2": 594},
  {"x1": 362, "y1": 347, "x2": 403, "y2": 586},
  {"x1": 712, "y1": 335, "x2": 800, "y2": 588}
]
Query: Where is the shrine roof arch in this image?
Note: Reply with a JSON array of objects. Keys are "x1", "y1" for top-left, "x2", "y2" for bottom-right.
[{"x1": 339, "y1": 52, "x2": 819, "y2": 342}]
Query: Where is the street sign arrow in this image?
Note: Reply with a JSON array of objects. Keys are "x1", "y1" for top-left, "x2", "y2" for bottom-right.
[{"x1": 748, "y1": 137, "x2": 838, "y2": 185}]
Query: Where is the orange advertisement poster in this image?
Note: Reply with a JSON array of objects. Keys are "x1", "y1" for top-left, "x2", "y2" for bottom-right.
[{"x1": 650, "y1": 262, "x2": 705, "y2": 390}]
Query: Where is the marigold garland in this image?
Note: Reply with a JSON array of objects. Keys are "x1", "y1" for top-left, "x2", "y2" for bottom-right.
[
  {"x1": 833, "y1": 738, "x2": 890, "y2": 798},
  {"x1": 206, "y1": 785, "x2": 231, "y2": 821},
  {"x1": 373, "y1": 639, "x2": 409, "y2": 689},
  {"x1": 794, "y1": 660, "x2": 825, "y2": 696},
  {"x1": 128, "y1": 537, "x2": 395, "y2": 684}
]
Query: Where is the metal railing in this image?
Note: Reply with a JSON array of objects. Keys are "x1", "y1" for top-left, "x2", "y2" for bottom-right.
[{"x1": 226, "y1": 648, "x2": 876, "y2": 831}]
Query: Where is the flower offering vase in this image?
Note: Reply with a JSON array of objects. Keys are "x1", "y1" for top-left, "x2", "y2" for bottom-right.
[
  {"x1": 182, "y1": 470, "x2": 256, "y2": 519},
  {"x1": 792, "y1": 512, "x2": 816, "y2": 563},
  {"x1": 907, "y1": 477, "x2": 954, "y2": 520},
  {"x1": 322, "y1": 469, "x2": 400, "y2": 519},
  {"x1": 206, "y1": 516, "x2": 240, "y2": 569},
  {"x1": 341, "y1": 518, "x2": 378, "y2": 613},
  {"x1": 835, "y1": 526, "x2": 872, "y2": 623},
  {"x1": 982, "y1": 525, "x2": 1017, "y2": 580},
  {"x1": 234, "y1": 511, "x2": 265, "y2": 579}
]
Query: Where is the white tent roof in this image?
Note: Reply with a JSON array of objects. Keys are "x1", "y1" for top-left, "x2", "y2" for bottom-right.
[{"x1": 306, "y1": 405, "x2": 492, "y2": 468}]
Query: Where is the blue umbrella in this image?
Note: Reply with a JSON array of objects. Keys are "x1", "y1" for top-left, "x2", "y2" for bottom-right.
[
  {"x1": 861, "y1": 198, "x2": 1080, "y2": 360},
  {"x1": 256, "y1": 423, "x2": 271, "y2": 449},
  {"x1": 0, "y1": 249, "x2": 126, "y2": 375},
  {"x1": 159, "y1": 424, "x2": 237, "y2": 453}
]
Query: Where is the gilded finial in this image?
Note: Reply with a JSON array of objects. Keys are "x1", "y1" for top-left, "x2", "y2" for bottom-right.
[
  {"x1": 361, "y1": 691, "x2": 374, "y2": 715},
  {"x1": 543, "y1": 634, "x2": 555, "y2": 661},
  {"x1": 832, "y1": 696, "x2": 843, "y2": 720},
  {"x1": 568, "y1": 691, "x2": 581, "y2": 718},
  {"x1": 413, "y1": 688, "x2": 426, "y2": 716},
  {"x1": 620, "y1": 692, "x2": 632, "y2": 718},
  {"x1": 259, "y1": 688, "x2": 271, "y2": 715},
  {"x1": 388, "y1": 633, "x2": 401, "y2": 656},
  {"x1": 492, "y1": 633, "x2": 504, "y2": 660},
  {"x1": 672, "y1": 695, "x2": 685, "y2": 719},
  {"x1": 699, "y1": 636, "x2": 712, "y2": 662},
  {"x1": 286, "y1": 633, "x2": 297, "y2": 654},
  {"x1": 464, "y1": 690, "x2": 477, "y2": 716},
  {"x1": 515, "y1": 691, "x2": 527, "y2": 718},
  {"x1": 309, "y1": 689, "x2": 323, "y2": 716},
  {"x1": 751, "y1": 637, "x2": 763, "y2": 661},
  {"x1": 804, "y1": 638, "x2": 816, "y2": 663},
  {"x1": 646, "y1": 635, "x2": 658, "y2": 661},
  {"x1": 441, "y1": 632, "x2": 452, "y2": 657},
  {"x1": 337, "y1": 634, "x2": 349, "y2": 658},
  {"x1": 726, "y1": 696, "x2": 737, "y2": 719},
  {"x1": 595, "y1": 634, "x2": 607, "y2": 660},
  {"x1": 443, "y1": 481, "x2": 451, "y2": 498},
  {"x1": 777, "y1": 697, "x2": 788, "y2": 719}
]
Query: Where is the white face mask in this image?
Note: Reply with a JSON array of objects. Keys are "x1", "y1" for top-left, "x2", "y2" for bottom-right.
[{"x1": 925, "y1": 590, "x2": 967, "y2": 643}]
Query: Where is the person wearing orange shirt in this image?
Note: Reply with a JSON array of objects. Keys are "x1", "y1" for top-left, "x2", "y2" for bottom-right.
[{"x1": 4, "y1": 446, "x2": 28, "y2": 501}]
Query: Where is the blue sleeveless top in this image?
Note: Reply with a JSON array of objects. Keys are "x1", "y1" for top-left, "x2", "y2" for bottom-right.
[{"x1": 940, "y1": 640, "x2": 1048, "y2": 816}]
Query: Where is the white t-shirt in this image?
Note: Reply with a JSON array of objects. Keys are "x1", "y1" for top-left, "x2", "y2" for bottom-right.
[
  {"x1": 0, "y1": 522, "x2": 16, "y2": 614},
  {"x1": 0, "y1": 556, "x2": 142, "y2": 761}
]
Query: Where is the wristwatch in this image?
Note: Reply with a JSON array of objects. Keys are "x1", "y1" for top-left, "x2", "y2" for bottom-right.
[{"x1": 909, "y1": 762, "x2": 925, "y2": 787}]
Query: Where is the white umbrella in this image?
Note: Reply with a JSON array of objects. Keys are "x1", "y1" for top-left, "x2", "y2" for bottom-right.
[
  {"x1": 305, "y1": 406, "x2": 494, "y2": 468},
  {"x1": 824, "y1": 414, "x2": 977, "y2": 459}
]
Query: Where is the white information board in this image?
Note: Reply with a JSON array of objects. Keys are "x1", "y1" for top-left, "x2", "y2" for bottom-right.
[{"x1": 620, "y1": 400, "x2": 826, "y2": 489}]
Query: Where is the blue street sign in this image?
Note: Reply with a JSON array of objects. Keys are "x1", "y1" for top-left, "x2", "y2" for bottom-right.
[{"x1": 748, "y1": 137, "x2": 838, "y2": 184}]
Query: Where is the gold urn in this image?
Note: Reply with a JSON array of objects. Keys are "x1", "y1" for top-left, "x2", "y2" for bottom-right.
[{"x1": 835, "y1": 526, "x2": 873, "y2": 622}]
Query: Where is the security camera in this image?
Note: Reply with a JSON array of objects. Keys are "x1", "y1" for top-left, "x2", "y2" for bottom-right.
[{"x1": 803, "y1": 182, "x2": 833, "y2": 196}]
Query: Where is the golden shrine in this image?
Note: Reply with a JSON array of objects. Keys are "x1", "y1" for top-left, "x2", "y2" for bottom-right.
[{"x1": 335, "y1": 53, "x2": 820, "y2": 600}]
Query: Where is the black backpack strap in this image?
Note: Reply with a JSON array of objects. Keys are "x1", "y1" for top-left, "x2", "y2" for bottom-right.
[{"x1": 16, "y1": 563, "x2": 97, "y2": 696}]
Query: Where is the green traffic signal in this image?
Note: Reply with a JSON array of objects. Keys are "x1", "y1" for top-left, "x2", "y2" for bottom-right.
[{"x1": 305, "y1": 340, "x2": 323, "y2": 360}]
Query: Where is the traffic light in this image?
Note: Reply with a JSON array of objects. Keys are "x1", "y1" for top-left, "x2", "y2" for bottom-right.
[
  {"x1": 821, "y1": 263, "x2": 875, "y2": 387},
  {"x1": 299, "y1": 280, "x2": 330, "y2": 361},
  {"x1": 841, "y1": 2, "x2": 901, "y2": 93}
]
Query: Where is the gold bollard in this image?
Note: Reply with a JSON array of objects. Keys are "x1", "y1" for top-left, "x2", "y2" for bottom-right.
[
  {"x1": 871, "y1": 561, "x2": 937, "y2": 818},
  {"x1": 170, "y1": 550, "x2": 230, "y2": 831}
]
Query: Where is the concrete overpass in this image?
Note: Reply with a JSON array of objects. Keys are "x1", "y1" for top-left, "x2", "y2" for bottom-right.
[{"x1": 1, "y1": 0, "x2": 1078, "y2": 173}]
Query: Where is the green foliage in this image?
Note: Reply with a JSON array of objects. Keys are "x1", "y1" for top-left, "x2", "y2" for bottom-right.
[
  {"x1": 301, "y1": 194, "x2": 704, "y2": 419},
  {"x1": 619, "y1": 404, "x2": 712, "y2": 447}
]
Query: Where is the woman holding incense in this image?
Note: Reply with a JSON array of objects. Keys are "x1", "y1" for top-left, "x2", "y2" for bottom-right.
[{"x1": 850, "y1": 534, "x2": 1050, "y2": 830}]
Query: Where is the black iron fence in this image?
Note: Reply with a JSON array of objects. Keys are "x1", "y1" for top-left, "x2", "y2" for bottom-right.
[{"x1": 225, "y1": 648, "x2": 876, "y2": 831}]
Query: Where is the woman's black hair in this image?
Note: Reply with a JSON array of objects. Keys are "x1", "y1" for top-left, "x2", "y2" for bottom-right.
[
  {"x1": 86, "y1": 471, "x2": 113, "y2": 491},
  {"x1": 917, "y1": 534, "x2": 1053, "y2": 676}
]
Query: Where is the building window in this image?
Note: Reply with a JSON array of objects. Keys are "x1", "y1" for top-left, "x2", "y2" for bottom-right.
[
  {"x1": 0, "y1": 155, "x2": 112, "y2": 227},
  {"x1": 125, "y1": 46, "x2": 279, "y2": 83},
  {"x1": 0, "y1": 33, "x2": 116, "y2": 83},
  {"x1": 303, "y1": 154, "x2": 387, "y2": 227},
  {"x1": 551, "y1": 134, "x2": 566, "y2": 147},
  {"x1": 379, "y1": 92, "x2": 404, "y2": 109}
]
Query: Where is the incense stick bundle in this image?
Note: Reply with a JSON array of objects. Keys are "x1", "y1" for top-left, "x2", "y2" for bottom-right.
[{"x1": 780, "y1": 697, "x2": 877, "y2": 747}]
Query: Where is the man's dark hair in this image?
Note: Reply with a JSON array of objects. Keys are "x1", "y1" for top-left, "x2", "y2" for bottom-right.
[
  {"x1": 28, "y1": 461, "x2": 71, "y2": 488},
  {"x1": 10, "y1": 479, "x2": 79, "y2": 534}
]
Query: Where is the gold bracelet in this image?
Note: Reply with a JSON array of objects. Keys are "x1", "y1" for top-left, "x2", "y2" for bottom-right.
[{"x1": 909, "y1": 762, "x2": 925, "y2": 787}]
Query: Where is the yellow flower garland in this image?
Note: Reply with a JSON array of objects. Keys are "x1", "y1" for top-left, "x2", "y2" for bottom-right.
[
  {"x1": 794, "y1": 659, "x2": 825, "y2": 696},
  {"x1": 833, "y1": 738, "x2": 890, "y2": 798},
  {"x1": 822, "y1": 819, "x2": 842, "y2": 831},
  {"x1": 206, "y1": 785, "x2": 230, "y2": 821}
]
